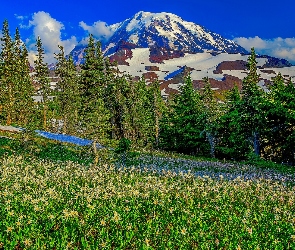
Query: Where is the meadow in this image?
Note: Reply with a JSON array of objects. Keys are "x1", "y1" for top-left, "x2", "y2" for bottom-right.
[{"x1": 0, "y1": 135, "x2": 295, "y2": 249}]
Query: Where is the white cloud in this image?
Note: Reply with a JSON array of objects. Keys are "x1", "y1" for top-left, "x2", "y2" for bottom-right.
[
  {"x1": 27, "y1": 11, "x2": 77, "y2": 64},
  {"x1": 234, "y1": 36, "x2": 295, "y2": 63},
  {"x1": 79, "y1": 21, "x2": 116, "y2": 41}
]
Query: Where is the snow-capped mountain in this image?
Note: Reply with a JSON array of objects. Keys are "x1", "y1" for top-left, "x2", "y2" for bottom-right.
[
  {"x1": 105, "y1": 11, "x2": 247, "y2": 55},
  {"x1": 67, "y1": 11, "x2": 294, "y2": 98},
  {"x1": 70, "y1": 11, "x2": 248, "y2": 64}
]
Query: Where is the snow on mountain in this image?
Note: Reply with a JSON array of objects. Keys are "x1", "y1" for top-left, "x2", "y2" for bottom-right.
[
  {"x1": 67, "y1": 11, "x2": 295, "y2": 98},
  {"x1": 104, "y1": 11, "x2": 247, "y2": 55}
]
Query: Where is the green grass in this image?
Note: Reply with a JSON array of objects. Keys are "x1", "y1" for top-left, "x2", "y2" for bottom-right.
[{"x1": 0, "y1": 134, "x2": 295, "y2": 249}]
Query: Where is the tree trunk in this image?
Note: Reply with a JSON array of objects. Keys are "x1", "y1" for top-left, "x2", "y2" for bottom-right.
[
  {"x1": 93, "y1": 140, "x2": 98, "y2": 165},
  {"x1": 206, "y1": 131, "x2": 215, "y2": 158},
  {"x1": 43, "y1": 105, "x2": 47, "y2": 131},
  {"x1": 253, "y1": 131, "x2": 260, "y2": 157}
]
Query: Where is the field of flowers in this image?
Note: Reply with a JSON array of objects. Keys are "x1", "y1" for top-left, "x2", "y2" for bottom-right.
[{"x1": 0, "y1": 142, "x2": 295, "y2": 250}]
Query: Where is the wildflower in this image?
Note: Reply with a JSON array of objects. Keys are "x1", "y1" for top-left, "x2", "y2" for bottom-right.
[
  {"x1": 7, "y1": 210, "x2": 14, "y2": 216},
  {"x1": 87, "y1": 204, "x2": 95, "y2": 210},
  {"x1": 145, "y1": 238, "x2": 150, "y2": 246},
  {"x1": 215, "y1": 239, "x2": 219, "y2": 245},
  {"x1": 112, "y1": 211, "x2": 120, "y2": 222},
  {"x1": 34, "y1": 206, "x2": 41, "y2": 212},
  {"x1": 247, "y1": 227, "x2": 253, "y2": 235},
  {"x1": 180, "y1": 228, "x2": 187, "y2": 235},
  {"x1": 236, "y1": 245, "x2": 242, "y2": 250},
  {"x1": 70, "y1": 210, "x2": 78, "y2": 217},
  {"x1": 127, "y1": 224, "x2": 132, "y2": 230},
  {"x1": 6, "y1": 226, "x2": 13, "y2": 233},
  {"x1": 100, "y1": 219, "x2": 106, "y2": 226},
  {"x1": 23, "y1": 239, "x2": 32, "y2": 247},
  {"x1": 16, "y1": 221, "x2": 22, "y2": 227},
  {"x1": 169, "y1": 207, "x2": 174, "y2": 214},
  {"x1": 291, "y1": 235, "x2": 295, "y2": 241},
  {"x1": 153, "y1": 199, "x2": 159, "y2": 205},
  {"x1": 100, "y1": 242, "x2": 107, "y2": 248},
  {"x1": 48, "y1": 214, "x2": 55, "y2": 220},
  {"x1": 0, "y1": 242, "x2": 3, "y2": 248},
  {"x1": 274, "y1": 239, "x2": 280, "y2": 244}
]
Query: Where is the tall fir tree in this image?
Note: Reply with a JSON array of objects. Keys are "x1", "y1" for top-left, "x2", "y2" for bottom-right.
[
  {"x1": 200, "y1": 77, "x2": 219, "y2": 158},
  {"x1": 147, "y1": 80, "x2": 166, "y2": 148},
  {"x1": 79, "y1": 34, "x2": 111, "y2": 164},
  {"x1": 240, "y1": 47, "x2": 265, "y2": 157},
  {"x1": 34, "y1": 36, "x2": 51, "y2": 131},
  {"x1": 13, "y1": 28, "x2": 35, "y2": 127},
  {"x1": 54, "y1": 45, "x2": 80, "y2": 135},
  {"x1": 0, "y1": 20, "x2": 14, "y2": 125},
  {"x1": 160, "y1": 75, "x2": 207, "y2": 155},
  {"x1": 262, "y1": 74, "x2": 295, "y2": 164}
]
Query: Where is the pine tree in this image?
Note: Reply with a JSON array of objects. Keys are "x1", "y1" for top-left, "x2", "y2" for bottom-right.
[
  {"x1": 240, "y1": 47, "x2": 265, "y2": 158},
  {"x1": 263, "y1": 74, "x2": 295, "y2": 164},
  {"x1": 34, "y1": 36, "x2": 51, "y2": 131},
  {"x1": 13, "y1": 28, "x2": 35, "y2": 127},
  {"x1": 0, "y1": 20, "x2": 14, "y2": 125},
  {"x1": 79, "y1": 34, "x2": 111, "y2": 164},
  {"x1": 215, "y1": 84, "x2": 248, "y2": 160},
  {"x1": 54, "y1": 45, "x2": 80, "y2": 135},
  {"x1": 160, "y1": 76, "x2": 207, "y2": 155},
  {"x1": 201, "y1": 77, "x2": 219, "y2": 158},
  {"x1": 148, "y1": 80, "x2": 166, "y2": 148}
]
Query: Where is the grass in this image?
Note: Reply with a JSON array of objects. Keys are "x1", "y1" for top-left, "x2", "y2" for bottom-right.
[{"x1": 0, "y1": 133, "x2": 295, "y2": 249}]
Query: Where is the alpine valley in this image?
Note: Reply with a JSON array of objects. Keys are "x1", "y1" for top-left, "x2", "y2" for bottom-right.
[{"x1": 69, "y1": 11, "x2": 295, "y2": 97}]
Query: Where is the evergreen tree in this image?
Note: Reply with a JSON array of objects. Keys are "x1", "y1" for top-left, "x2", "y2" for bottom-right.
[
  {"x1": 0, "y1": 20, "x2": 14, "y2": 125},
  {"x1": 34, "y1": 36, "x2": 51, "y2": 131},
  {"x1": 160, "y1": 76, "x2": 207, "y2": 155},
  {"x1": 54, "y1": 45, "x2": 80, "y2": 135},
  {"x1": 13, "y1": 28, "x2": 35, "y2": 127},
  {"x1": 200, "y1": 77, "x2": 219, "y2": 158},
  {"x1": 240, "y1": 47, "x2": 265, "y2": 157},
  {"x1": 262, "y1": 74, "x2": 295, "y2": 164},
  {"x1": 79, "y1": 34, "x2": 111, "y2": 164},
  {"x1": 147, "y1": 80, "x2": 166, "y2": 148},
  {"x1": 215, "y1": 84, "x2": 248, "y2": 160}
]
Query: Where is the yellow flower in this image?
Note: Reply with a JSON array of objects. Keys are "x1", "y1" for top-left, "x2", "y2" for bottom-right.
[
  {"x1": 112, "y1": 212, "x2": 120, "y2": 222},
  {"x1": 100, "y1": 242, "x2": 107, "y2": 248},
  {"x1": 23, "y1": 238, "x2": 32, "y2": 247},
  {"x1": 6, "y1": 226, "x2": 13, "y2": 233},
  {"x1": 100, "y1": 219, "x2": 106, "y2": 226},
  {"x1": 48, "y1": 214, "x2": 55, "y2": 220},
  {"x1": 145, "y1": 238, "x2": 150, "y2": 246},
  {"x1": 180, "y1": 228, "x2": 187, "y2": 235},
  {"x1": 16, "y1": 221, "x2": 22, "y2": 227}
]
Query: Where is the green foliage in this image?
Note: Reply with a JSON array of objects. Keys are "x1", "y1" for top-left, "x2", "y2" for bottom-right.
[
  {"x1": 0, "y1": 152, "x2": 294, "y2": 249},
  {"x1": 115, "y1": 137, "x2": 132, "y2": 154},
  {"x1": 34, "y1": 36, "x2": 51, "y2": 131},
  {"x1": 54, "y1": 45, "x2": 80, "y2": 135},
  {"x1": 160, "y1": 76, "x2": 209, "y2": 155}
]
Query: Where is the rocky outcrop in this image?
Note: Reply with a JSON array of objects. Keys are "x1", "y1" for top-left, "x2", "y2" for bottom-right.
[{"x1": 213, "y1": 60, "x2": 248, "y2": 74}]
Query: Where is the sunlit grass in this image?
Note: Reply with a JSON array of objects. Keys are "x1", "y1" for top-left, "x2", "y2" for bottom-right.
[{"x1": 0, "y1": 151, "x2": 295, "y2": 249}]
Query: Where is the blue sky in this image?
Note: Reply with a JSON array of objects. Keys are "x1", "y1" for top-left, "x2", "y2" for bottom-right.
[{"x1": 1, "y1": 0, "x2": 295, "y2": 63}]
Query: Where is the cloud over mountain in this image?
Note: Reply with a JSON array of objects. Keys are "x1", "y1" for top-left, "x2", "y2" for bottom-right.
[
  {"x1": 234, "y1": 36, "x2": 295, "y2": 63},
  {"x1": 79, "y1": 21, "x2": 117, "y2": 41},
  {"x1": 26, "y1": 11, "x2": 78, "y2": 64}
]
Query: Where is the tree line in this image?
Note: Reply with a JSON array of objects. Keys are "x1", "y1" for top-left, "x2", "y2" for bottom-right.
[{"x1": 0, "y1": 20, "x2": 294, "y2": 165}]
